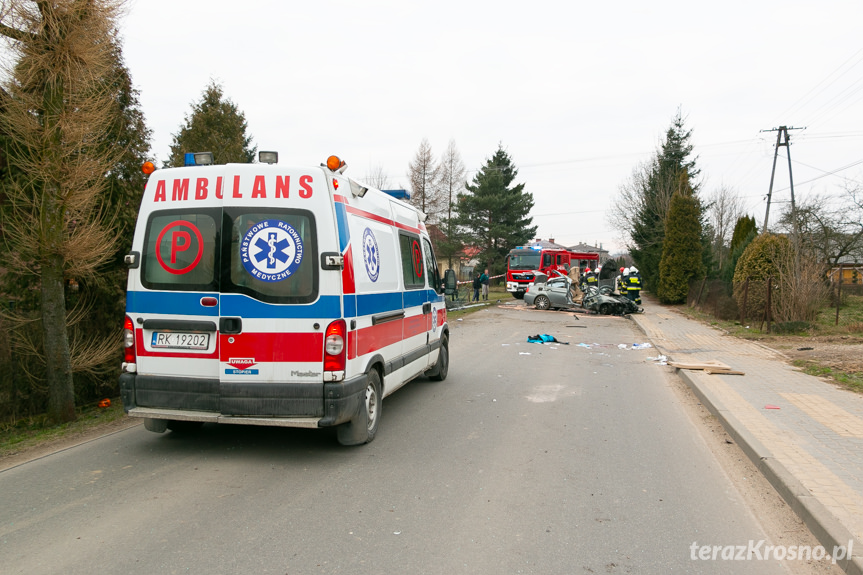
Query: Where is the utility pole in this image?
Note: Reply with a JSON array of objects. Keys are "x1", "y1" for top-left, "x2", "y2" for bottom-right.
[{"x1": 761, "y1": 126, "x2": 803, "y2": 231}]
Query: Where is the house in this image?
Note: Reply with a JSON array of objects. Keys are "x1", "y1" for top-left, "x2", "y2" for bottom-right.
[
  {"x1": 566, "y1": 242, "x2": 611, "y2": 264},
  {"x1": 426, "y1": 224, "x2": 481, "y2": 281}
]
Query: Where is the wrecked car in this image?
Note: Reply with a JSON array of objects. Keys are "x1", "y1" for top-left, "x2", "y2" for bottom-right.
[
  {"x1": 581, "y1": 285, "x2": 642, "y2": 315},
  {"x1": 524, "y1": 273, "x2": 576, "y2": 310}
]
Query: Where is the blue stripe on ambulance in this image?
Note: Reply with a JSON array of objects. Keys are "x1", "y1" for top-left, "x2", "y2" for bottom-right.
[
  {"x1": 221, "y1": 294, "x2": 341, "y2": 319},
  {"x1": 126, "y1": 292, "x2": 342, "y2": 319},
  {"x1": 334, "y1": 202, "x2": 350, "y2": 253},
  {"x1": 126, "y1": 291, "x2": 220, "y2": 316}
]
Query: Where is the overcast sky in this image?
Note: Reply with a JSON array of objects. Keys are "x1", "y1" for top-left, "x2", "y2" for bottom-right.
[{"x1": 120, "y1": 0, "x2": 863, "y2": 254}]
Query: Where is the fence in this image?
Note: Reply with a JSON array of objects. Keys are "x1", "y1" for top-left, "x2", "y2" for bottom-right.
[{"x1": 688, "y1": 276, "x2": 863, "y2": 334}]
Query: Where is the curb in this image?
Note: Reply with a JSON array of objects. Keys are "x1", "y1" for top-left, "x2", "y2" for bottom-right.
[
  {"x1": 631, "y1": 314, "x2": 863, "y2": 574},
  {"x1": 677, "y1": 369, "x2": 863, "y2": 575}
]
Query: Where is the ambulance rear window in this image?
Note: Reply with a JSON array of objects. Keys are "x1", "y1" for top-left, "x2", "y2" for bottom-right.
[
  {"x1": 224, "y1": 208, "x2": 318, "y2": 304},
  {"x1": 141, "y1": 209, "x2": 220, "y2": 291}
]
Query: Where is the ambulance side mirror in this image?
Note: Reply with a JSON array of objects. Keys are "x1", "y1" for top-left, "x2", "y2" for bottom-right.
[
  {"x1": 443, "y1": 269, "x2": 457, "y2": 296},
  {"x1": 124, "y1": 252, "x2": 140, "y2": 269}
]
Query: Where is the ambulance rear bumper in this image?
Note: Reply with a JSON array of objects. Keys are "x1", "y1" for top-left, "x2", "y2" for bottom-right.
[{"x1": 119, "y1": 372, "x2": 367, "y2": 429}]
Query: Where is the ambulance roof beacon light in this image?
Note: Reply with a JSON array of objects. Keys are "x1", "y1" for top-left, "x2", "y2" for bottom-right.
[
  {"x1": 325, "y1": 155, "x2": 348, "y2": 174},
  {"x1": 259, "y1": 151, "x2": 278, "y2": 164},
  {"x1": 193, "y1": 152, "x2": 214, "y2": 166},
  {"x1": 141, "y1": 161, "x2": 156, "y2": 175}
]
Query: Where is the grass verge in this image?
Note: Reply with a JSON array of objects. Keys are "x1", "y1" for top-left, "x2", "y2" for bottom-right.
[
  {"x1": 792, "y1": 360, "x2": 863, "y2": 394},
  {"x1": 0, "y1": 400, "x2": 127, "y2": 457}
]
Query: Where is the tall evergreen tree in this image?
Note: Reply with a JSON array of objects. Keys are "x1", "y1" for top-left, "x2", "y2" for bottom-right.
[
  {"x1": 629, "y1": 109, "x2": 701, "y2": 292},
  {"x1": 722, "y1": 215, "x2": 758, "y2": 283},
  {"x1": 730, "y1": 215, "x2": 758, "y2": 255},
  {"x1": 454, "y1": 145, "x2": 536, "y2": 273},
  {"x1": 167, "y1": 81, "x2": 255, "y2": 167},
  {"x1": 657, "y1": 171, "x2": 705, "y2": 304}
]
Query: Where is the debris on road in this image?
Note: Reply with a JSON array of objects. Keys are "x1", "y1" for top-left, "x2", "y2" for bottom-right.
[
  {"x1": 617, "y1": 343, "x2": 653, "y2": 350},
  {"x1": 667, "y1": 360, "x2": 745, "y2": 376},
  {"x1": 527, "y1": 334, "x2": 569, "y2": 345}
]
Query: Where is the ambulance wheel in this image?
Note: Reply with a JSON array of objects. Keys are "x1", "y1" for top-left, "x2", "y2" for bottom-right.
[
  {"x1": 338, "y1": 369, "x2": 381, "y2": 446},
  {"x1": 430, "y1": 334, "x2": 449, "y2": 381},
  {"x1": 535, "y1": 295, "x2": 551, "y2": 310},
  {"x1": 167, "y1": 420, "x2": 204, "y2": 433}
]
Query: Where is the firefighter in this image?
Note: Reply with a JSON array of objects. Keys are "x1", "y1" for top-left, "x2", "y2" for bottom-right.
[
  {"x1": 583, "y1": 267, "x2": 598, "y2": 291},
  {"x1": 627, "y1": 266, "x2": 642, "y2": 305},
  {"x1": 616, "y1": 267, "x2": 626, "y2": 295}
]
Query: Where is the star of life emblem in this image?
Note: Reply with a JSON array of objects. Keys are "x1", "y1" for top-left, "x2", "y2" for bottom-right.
[
  {"x1": 362, "y1": 227, "x2": 380, "y2": 282},
  {"x1": 240, "y1": 219, "x2": 304, "y2": 282}
]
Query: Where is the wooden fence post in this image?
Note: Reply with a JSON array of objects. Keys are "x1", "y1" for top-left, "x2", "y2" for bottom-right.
[{"x1": 836, "y1": 264, "x2": 843, "y2": 326}]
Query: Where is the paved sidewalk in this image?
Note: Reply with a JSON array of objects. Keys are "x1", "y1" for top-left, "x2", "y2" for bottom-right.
[{"x1": 631, "y1": 295, "x2": 863, "y2": 575}]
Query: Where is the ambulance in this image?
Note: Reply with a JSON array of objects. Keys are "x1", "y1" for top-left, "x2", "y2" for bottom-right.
[{"x1": 119, "y1": 152, "x2": 450, "y2": 445}]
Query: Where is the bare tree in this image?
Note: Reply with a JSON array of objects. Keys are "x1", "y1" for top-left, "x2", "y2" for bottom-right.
[
  {"x1": 364, "y1": 163, "x2": 391, "y2": 191},
  {"x1": 0, "y1": 0, "x2": 124, "y2": 423},
  {"x1": 407, "y1": 138, "x2": 442, "y2": 222},
  {"x1": 705, "y1": 185, "x2": 744, "y2": 273},
  {"x1": 778, "y1": 185, "x2": 863, "y2": 265},
  {"x1": 436, "y1": 139, "x2": 466, "y2": 267},
  {"x1": 608, "y1": 158, "x2": 678, "y2": 250}
]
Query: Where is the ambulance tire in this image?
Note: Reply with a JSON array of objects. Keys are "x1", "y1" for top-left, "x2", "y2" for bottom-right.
[
  {"x1": 429, "y1": 334, "x2": 449, "y2": 382},
  {"x1": 167, "y1": 420, "x2": 204, "y2": 433},
  {"x1": 337, "y1": 369, "x2": 381, "y2": 446}
]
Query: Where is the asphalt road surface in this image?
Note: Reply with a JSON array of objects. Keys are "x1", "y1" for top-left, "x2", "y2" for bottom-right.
[{"x1": 1, "y1": 305, "x2": 795, "y2": 574}]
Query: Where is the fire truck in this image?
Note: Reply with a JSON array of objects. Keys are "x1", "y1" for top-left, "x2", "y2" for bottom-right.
[{"x1": 505, "y1": 246, "x2": 600, "y2": 298}]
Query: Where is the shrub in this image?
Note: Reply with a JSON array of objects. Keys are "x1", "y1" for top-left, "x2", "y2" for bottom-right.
[{"x1": 733, "y1": 234, "x2": 790, "y2": 320}]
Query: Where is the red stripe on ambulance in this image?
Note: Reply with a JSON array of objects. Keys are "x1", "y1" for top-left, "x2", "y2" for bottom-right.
[{"x1": 221, "y1": 332, "x2": 323, "y2": 363}]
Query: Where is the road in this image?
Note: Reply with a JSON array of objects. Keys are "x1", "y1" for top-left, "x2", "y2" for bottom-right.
[{"x1": 1, "y1": 305, "x2": 801, "y2": 574}]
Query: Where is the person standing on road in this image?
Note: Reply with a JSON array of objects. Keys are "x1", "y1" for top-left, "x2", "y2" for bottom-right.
[
  {"x1": 480, "y1": 268, "x2": 490, "y2": 300},
  {"x1": 616, "y1": 267, "x2": 626, "y2": 294},
  {"x1": 472, "y1": 272, "x2": 481, "y2": 302},
  {"x1": 628, "y1": 266, "x2": 642, "y2": 305}
]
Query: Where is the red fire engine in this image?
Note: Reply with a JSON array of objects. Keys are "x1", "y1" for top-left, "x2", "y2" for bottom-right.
[{"x1": 505, "y1": 246, "x2": 599, "y2": 298}]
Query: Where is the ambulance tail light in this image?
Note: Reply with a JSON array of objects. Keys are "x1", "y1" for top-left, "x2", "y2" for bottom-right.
[
  {"x1": 123, "y1": 315, "x2": 137, "y2": 372},
  {"x1": 323, "y1": 319, "x2": 346, "y2": 379}
]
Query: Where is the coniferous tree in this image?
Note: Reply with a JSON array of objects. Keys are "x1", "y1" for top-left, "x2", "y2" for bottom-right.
[
  {"x1": 629, "y1": 109, "x2": 701, "y2": 292},
  {"x1": 730, "y1": 215, "x2": 758, "y2": 255},
  {"x1": 722, "y1": 215, "x2": 758, "y2": 283},
  {"x1": 454, "y1": 145, "x2": 536, "y2": 274},
  {"x1": 167, "y1": 81, "x2": 255, "y2": 166},
  {"x1": 657, "y1": 171, "x2": 705, "y2": 304}
]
